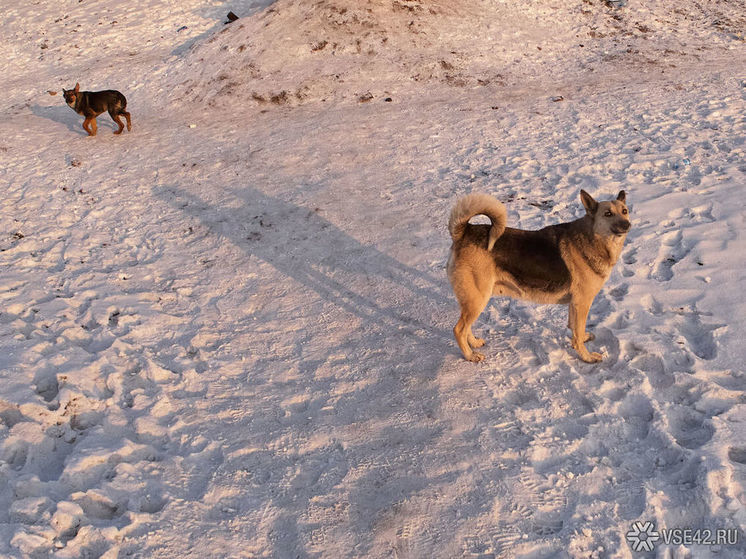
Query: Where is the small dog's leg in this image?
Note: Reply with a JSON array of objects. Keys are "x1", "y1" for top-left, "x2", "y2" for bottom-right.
[
  {"x1": 122, "y1": 111, "x2": 132, "y2": 131},
  {"x1": 82, "y1": 118, "x2": 94, "y2": 136},
  {"x1": 569, "y1": 299, "x2": 602, "y2": 363},
  {"x1": 112, "y1": 114, "x2": 125, "y2": 134}
]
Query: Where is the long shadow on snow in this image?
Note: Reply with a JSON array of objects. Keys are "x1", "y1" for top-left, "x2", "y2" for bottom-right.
[
  {"x1": 156, "y1": 184, "x2": 452, "y2": 344},
  {"x1": 155, "y1": 184, "x2": 455, "y2": 555}
]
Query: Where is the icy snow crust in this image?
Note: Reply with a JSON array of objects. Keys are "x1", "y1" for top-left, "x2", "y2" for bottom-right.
[{"x1": 1, "y1": 0, "x2": 745, "y2": 557}]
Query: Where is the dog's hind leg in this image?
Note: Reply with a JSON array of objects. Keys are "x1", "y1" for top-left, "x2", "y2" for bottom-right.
[
  {"x1": 111, "y1": 113, "x2": 125, "y2": 134},
  {"x1": 453, "y1": 281, "x2": 491, "y2": 362},
  {"x1": 110, "y1": 108, "x2": 130, "y2": 134},
  {"x1": 122, "y1": 110, "x2": 131, "y2": 131}
]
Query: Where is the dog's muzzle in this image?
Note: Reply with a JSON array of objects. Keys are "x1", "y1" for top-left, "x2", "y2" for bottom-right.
[{"x1": 612, "y1": 221, "x2": 631, "y2": 235}]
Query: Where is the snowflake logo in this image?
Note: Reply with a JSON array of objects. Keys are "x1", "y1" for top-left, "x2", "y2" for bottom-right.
[{"x1": 626, "y1": 521, "x2": 660, "y2": 552}]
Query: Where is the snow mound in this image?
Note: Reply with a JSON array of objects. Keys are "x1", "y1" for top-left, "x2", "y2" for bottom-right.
[{"x1": 166, "y1": 0, "x2": 745, "y2": 107}]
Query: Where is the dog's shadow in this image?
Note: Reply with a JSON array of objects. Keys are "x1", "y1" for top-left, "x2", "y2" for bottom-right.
[
  {"x1": 31, "y1": 104, "x2": 118, "y2": 135},
  {"x1": 154, "y1": 182, "x2": 460, "y2": 556},
  {"x1": 155, "y1": 184, "x2": 453, "y2": 345}
]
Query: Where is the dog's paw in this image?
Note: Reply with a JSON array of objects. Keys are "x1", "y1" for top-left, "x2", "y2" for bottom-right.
[
  {"x1": 580, "y1": 351, "x2": 603, "y2": 363},
  {"x1": 467, "y1": 352, "x2": 485, "y2": 362},
  {"x1": 469, "y1": 337, "x2": 485, "y2": 348}
]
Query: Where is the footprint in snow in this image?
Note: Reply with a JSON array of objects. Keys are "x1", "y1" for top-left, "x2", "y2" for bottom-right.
[
  {"x1": 609, "y1": 283, "x2": 628, "y2": 302},
  {"x1": 667, "y1": 406, "x2": 714, "y2": 450},
  {"x1": 629, "y1": 352, "x2": 674, "y2": 389},
  {"x1": 677, "y1": 310, "x2": 724, "y2": 361},
  {"x1": 33, "y1": 369, "x2": 59, "y2": 402},
  {"x1": 618, "y1": 393, "x2": 655, "y2": 439},
  {"x1": 651, "y1": 230, "x2": 690, "y2": 282},
  {"x1": 622, "y1": 246, "x2": 638, "y2": 265},
  {"x1": 728, "y1": 447, "x2": 746, "y2": 465}
]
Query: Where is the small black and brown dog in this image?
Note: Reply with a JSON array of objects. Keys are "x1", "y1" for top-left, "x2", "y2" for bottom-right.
[{"x1": 62, "y1": 83, "x2": 132, "y2": 136}]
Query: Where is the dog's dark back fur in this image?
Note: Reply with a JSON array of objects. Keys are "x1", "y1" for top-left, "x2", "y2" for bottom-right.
[
  {"x1": 458, "y1": 223, "x2": 573, "y2": 293},
  {"x1": 63, "y1": 88, "x2": 127, "y2": 117}
]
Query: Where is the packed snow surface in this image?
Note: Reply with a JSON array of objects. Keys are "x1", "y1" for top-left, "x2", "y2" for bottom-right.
[{"x1": 1, "y1": 0, "x2": 745, "y2": 557}]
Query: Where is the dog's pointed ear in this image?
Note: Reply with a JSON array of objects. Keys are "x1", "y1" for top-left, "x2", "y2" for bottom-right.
[
  {"x1": 617, "y1": 190, "x2": 626, "y2": 202},
  {"x1": 580, "y1": 190, "x2": 598, "y2": 215},
  {"x1": 74, "y1": 83, "x2": 80, "y2": 92}
]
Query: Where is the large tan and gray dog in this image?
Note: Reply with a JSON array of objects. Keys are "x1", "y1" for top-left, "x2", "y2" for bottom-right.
[{"x1": 447, "y1": 190, "x2": 630, "y2": 363}]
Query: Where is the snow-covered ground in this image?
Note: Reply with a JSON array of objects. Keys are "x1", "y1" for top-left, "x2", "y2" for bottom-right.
[{"x1": 1, "y1": 0, "x2": 745, "y2": 557}]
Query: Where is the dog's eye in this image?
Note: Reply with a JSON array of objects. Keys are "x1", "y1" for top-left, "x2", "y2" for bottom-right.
[
  {"x1": 604, "y1": 211, "x2": 613, "y2": 217},
  {"x1": 622, "y1": 208, "x2": 628, "y2": 215}
]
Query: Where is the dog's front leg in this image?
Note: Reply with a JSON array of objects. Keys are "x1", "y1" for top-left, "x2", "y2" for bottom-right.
[
  {"x1": 567, "y1": 308, "x2": 594, "y2": 342},
  {"x1": 82, "y1": 117, "x2": 97, "y2": 136},
  {"x1": 569, "y1": 298, "x2": 602, "y2": 363}
]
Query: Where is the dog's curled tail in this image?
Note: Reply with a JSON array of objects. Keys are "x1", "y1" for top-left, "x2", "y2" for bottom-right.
[{"x1": 448, "y1": 193, "x2": 507, "y2": 251}]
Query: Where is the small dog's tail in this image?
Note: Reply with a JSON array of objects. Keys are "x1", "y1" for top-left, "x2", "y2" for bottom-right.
[{"x1": 448, "y1": 193, "x2": 507, "y2": 251}]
